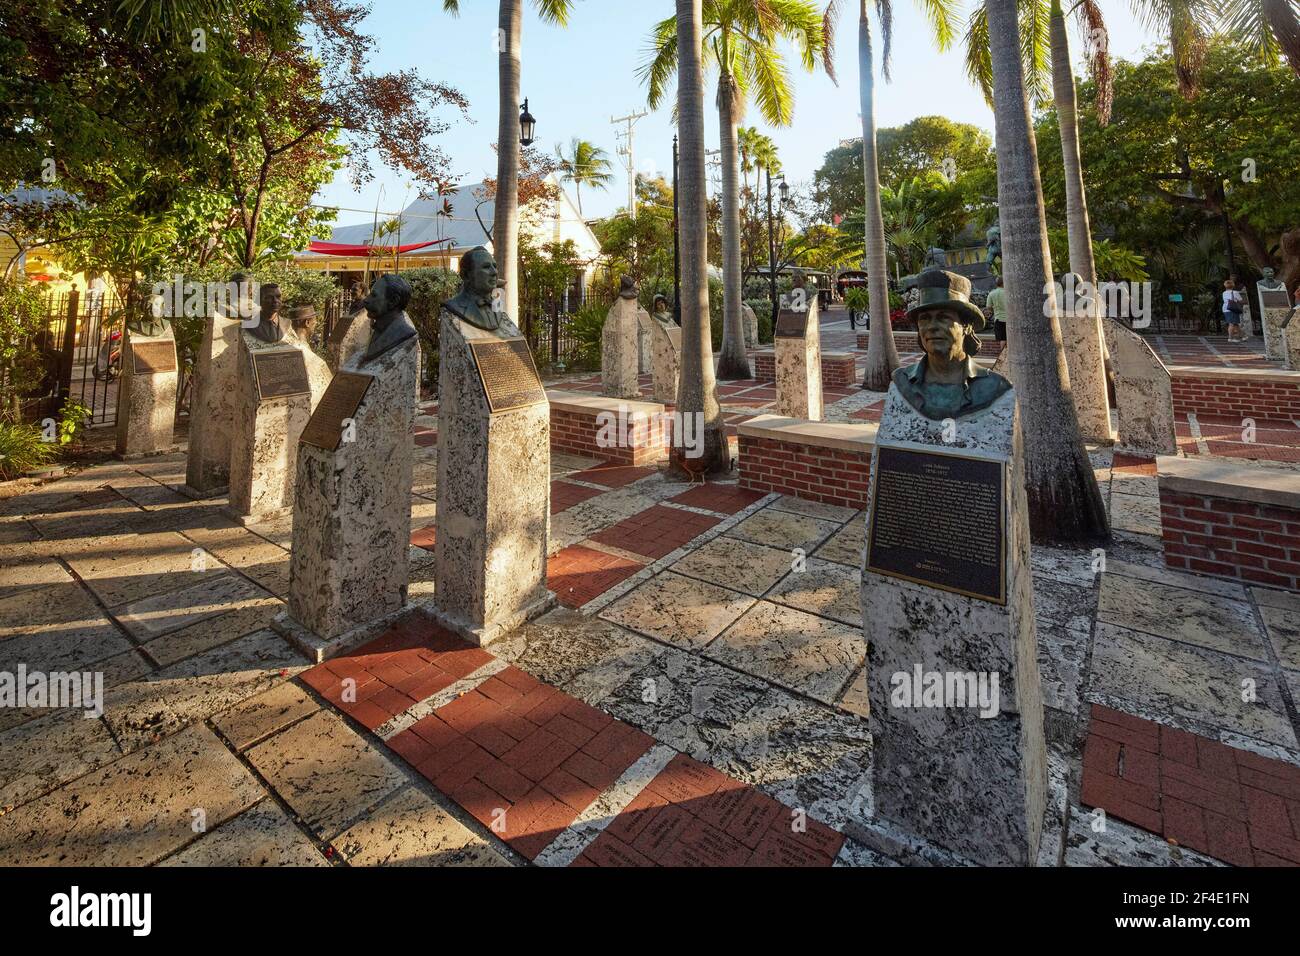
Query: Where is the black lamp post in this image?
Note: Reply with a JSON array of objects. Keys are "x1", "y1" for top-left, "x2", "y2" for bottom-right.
[
  {"x1": 519, "y1": 99, "x2": 536, "y2": 147},
  {"x1": 778, "y1": 175, "x2": 789, "y2": 206}
]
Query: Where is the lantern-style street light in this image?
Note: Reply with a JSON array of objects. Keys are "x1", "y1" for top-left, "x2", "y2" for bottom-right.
[
  {"x1": 519, "y1": 99, "x2": 536, "y2": 147},
  {"x1": 778, "y1": 175, "x2": 789, "y2": 205}
]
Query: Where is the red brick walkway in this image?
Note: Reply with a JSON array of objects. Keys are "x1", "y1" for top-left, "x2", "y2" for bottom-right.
[
  {"x1": 547, "y1": 545, "x2": 644, "y2": 608},
  {"x1": 589, "y1": 504, "x2": 721, "y2": 560},
  {"x1": 1081, "y1": 704, "x2": 1300, "y2": 866},
  {"x1": 299, "y1": 618, "x2": 846, "y2": 866}
]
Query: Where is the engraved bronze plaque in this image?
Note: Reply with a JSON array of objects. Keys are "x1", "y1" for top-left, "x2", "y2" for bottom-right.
[
  {"x1": 252, "y1": 348, "x2": 311, "y2": 401},
  {"x1": 329, "y1": 310, "x2": 361, "y2": 345},
  {"x1": 866, "y1": 444, "x2": 1006, "y2": 605},
  {"x1": 774, "y1": 309, "x2": 809, "y2": 339},
  {"x1": 299, "y1": 371, "x2": 374, "y2": 452},
  {"x1": 1260, "y1": 288, "x2": 1292, "y2": 310},
  {"x1": 468, "y1": 337, "x2": 547, "y2": 413},
  {"x1": 131, "y1": 340, "x2": 177, "y2": 375}
]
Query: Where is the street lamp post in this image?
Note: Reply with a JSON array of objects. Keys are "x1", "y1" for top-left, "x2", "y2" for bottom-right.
[
  {"x1": 766, "y1": 167, "x2": 778, "y2": 328},
  {"x1": 519, "y1": 99, "x2": 536, "y2": 147}
]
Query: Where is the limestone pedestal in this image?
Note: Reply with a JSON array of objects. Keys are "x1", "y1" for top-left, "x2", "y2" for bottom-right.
[
  {"x1": 859, "y1": 385, "x2": 1047, "y2": 866},
  {"x1": 326, "y1": 309, "x2": 370, "y2": 373},
  {"x1": 431, "y1": 310, "x2": 554, "y2": 646},
  {"x1": 649, "y1": 317, "x2": 681, "y2": 404},
  {"x1": 1103, "y1": 319, "x2": 1177, "y2": 457},
  {"x1": 1284, "y1": 314, "x2": 1300, "y2": 370},
  {"x1": 182, "y1": 312, "x2": 241, "y2": 496},
  {"x1": 1057, "y1": 308, "x2": 1112, "y2": 443},
  {"x1": 636, "y1": 308, "x2": 653, "y2": 375},
  {"x1": 1258, "y1": 291, "x2": 1291, "y2": 362},
  {"x1": 602, "y1": 295, "x2": 640, "y2": 399},
  {"x1": 774, "y1": 300, "x2": 822, "y2": 420},
  {"x1": 281, "y1": 336, "x2": 419, "y2": 657},
  {"x1": 741, "y1": 303, "x2": 759, "y2": 349},
  {"x1": 225, "y1": 331, "x2": 331, "y2": 524},
  {"x1": 115, "y1": 327, "x2": 178, "y2": 459}
]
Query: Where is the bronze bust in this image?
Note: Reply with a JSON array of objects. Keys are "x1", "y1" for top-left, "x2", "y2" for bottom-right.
[
  {"x1": 360, "y1": 273, "x2": 417, "y2": 363},
  {"x1": 443, "y1": 246, "x2": 507, "y2": 332},
  {"x1": 893, "y1": 269, "x2": 1011, "y2": 420},
  {"x1": 126, "y1": 280, "x2": 170, "y2": 338},
  {"x1": 246, "y1": 283, "x2": 286, "y2": 344}
]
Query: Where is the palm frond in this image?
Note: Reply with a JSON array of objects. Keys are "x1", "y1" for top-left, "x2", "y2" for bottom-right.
[
  {"x1": 822, "y1": 0, "x2": 842, "y2": 84},
  {"x1": 915, "y1": 0, "x2": 961, "y2": 51},
  {"x1": 875, "y1": 0, "x2": 895, "y2": 79},
  {"x1": 963, "y1": 6, "x2": 995, "y2": 107},
  {"x1": 740, "y1": 41, "x2": 795, "y2": 125},
  {"x1": 1020, "y1": 0, "x2": 1053, "y2": 106},
  {"x1": 1074, "y1": 0, "x2": 1113, "y2": 125},
  {"x1": 639, "y1": 16, "x2": 681, "y2": 110},
  {"x1": 533, "y1": 0, "x2": 572, "y2": 27}
]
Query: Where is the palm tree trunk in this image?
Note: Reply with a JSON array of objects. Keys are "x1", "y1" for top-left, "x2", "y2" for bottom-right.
[
  {"x1": 987, "y1": 0, "x2": 1108, "y2": 543},
  {"x1": 858, "y1": 11, "x2": 899, "y2": 391},
  {"x1": 671, "y1": 0, "x2": 730, "y2": 477},
  {"x1": 495, "y1": 0, "x2": 522, "y2": 322},
  {"x1": 716, "y1": 70, "x2": 751, "y2": 380},
  {"x1": 1050, "y1": 2, "x2": 1111, "y2": 444}
]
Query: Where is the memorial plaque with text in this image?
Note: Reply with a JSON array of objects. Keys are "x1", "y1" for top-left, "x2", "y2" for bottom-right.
[
  {"x1": 329, "y1": 309, "x2": 362, "y2": 345},
  {"x1": 131, "y1": 340, "x2": 177, "y2": 375},
  {"x1": 469, "y1": 337, "x2": 547, "y2": 413},
  {"x1": 1260, "y1": 288, "x2": 1292, "y2": 310},
  {"x1": 774, "y1": 308, "x2": 810, "y2": 339},
  {"x1": 866, "y1": 443, "x2": 1006, "y2": 604},
  {"x1": 300, "y1": 371, "x2": 373, "y2": 452},
  {"x1": 252, "y1": 348, "x2": 311, "y2": 401}
]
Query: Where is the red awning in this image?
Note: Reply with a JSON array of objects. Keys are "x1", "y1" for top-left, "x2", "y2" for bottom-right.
[{"x1": 307, "y1": 239, "x2": 450, "y2": 256}]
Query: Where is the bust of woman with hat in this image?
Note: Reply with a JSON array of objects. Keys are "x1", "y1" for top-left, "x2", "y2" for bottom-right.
[{"x1": 892, "y1": 269, "x2": 1011, "y2": 421}]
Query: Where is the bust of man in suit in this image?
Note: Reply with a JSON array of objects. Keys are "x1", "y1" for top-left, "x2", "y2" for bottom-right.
[
  {"x1": 246, "y1": 283, "x2": 286, "y2": 344},
  {"x1": 443, "y1": 246, "x2": 507, "y2": 333},
  {"x1": 360, "y1": 273, "x2": 417, "y2": 364}
]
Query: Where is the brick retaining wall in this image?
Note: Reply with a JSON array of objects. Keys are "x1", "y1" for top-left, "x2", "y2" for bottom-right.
[
  {"x1": 548, "y1": 391, "x2": 668, "y2": 467},
  {"x1": 751, "y1": 350, "x2": 857, "y2": 386},
  {"x1": 1169, "y1": 368, "x2": 1300, "y2": 421},
  {"x1": 737, "y1": 416, "x2": 875, "y2": 509}
]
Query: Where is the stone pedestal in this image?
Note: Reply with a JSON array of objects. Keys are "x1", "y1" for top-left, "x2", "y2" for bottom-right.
[
  {"x1": 649, "y1": 317, "x2": 681, "y2": 404},
  {"x1": 636, "y1": 308, "x2": 653, "y2": 375},
  {"x1": 774, "y1": 299, "x2": 822, "y2": 421},
  {"x1": 1057, "y1": 308, "x2": 1112, "y2": 443},
  {"x1": 860, "y1": 385, "x2": 1047, "y2": 866},
  {"x1": 741, "y1": 303, "x2": 759, "y2": 349},
  {"x1": 1284, "y1": 314, "x2": 1300, "y2": 371},
  {"x1": 1258, "y1": 287, "x2": 1292, "y2": 362},
  {"x1": 1103, "y1": 319, "x2": 1177, "y2": 456},
  {"x1": 282, "y1": 336, "x2": 419, "y2": 655},
  {"x1": 326, "y1": 309, "x2": 370, "y2": 373},
  {"x1": 115, "y1": 327, "x2": 178, "y2": 459},
  {"x1": 226, "y1": 330, "x2": 331, "y2": 524},
  {"x1": 182, "y1": 312, "x2": 241, "y2": 495},
  {"x1": 602, "y1": 295, "x2": 640, "y2": 399},
  {"x1": 432, "y1": 310, "x2": 553, "y2": 645}
]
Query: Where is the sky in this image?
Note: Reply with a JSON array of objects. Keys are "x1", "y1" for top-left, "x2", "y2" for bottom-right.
[{"x1": 315, "y1": 0, "x2": 1161, "y2": 231}]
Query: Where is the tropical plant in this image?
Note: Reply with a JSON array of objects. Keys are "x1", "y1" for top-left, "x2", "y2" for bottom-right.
[
  {"x1": 985, "y1": 0, "x2": 1109, "y2": 542},
  {"x1": 443, "y1": 0, "x2": 573, "y2": 324},
  {"x1": 0, "y1": 277, "x2": 48, "y2": 422},
  {"x1": 642, "y1": 0, "x2": 829, "y2": 381},
  {"x1": 555, "y1": 138, "x2": 614, "y2": 216},
  {"x1": 0, "y1": 421, "x2": 57, "y2": 480},
  {"x1": 1220, "y1": 0, "x2": 1300, "y2": 77}
]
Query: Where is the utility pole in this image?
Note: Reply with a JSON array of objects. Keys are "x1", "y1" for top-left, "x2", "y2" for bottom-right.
[{"x1": 611, "y1": 109, "x2": 649, "y2": 220}]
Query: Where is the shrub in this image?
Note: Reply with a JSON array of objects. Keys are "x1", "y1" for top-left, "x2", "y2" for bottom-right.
[
  {"x1": 401, "y1": 267, "x2": 459, "y2": 388},
  {"x1": 0, "y1": 278, "x2": 50, "y2": 421},
  {"x1": 563, "y1": 303, "x2": 605, "y2": 369},
  {"x1": 0, "y1": 421, "x2": 57, "y2": 480}
]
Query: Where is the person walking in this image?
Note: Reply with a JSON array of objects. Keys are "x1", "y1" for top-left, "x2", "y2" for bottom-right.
[
  {"x1": 987, "y1": 276, "x2": 1008, "y2": 342},
  {"x1": 1222, "y1": 277, "x2": 1245, "y2": 342}
]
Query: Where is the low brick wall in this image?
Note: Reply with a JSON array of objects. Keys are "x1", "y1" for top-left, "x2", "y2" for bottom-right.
[
  {"x1": 1169, "y1": 366, "x2": 1300, "y2": 421},
  {"x1": 547, "y1": 390, "x2": 668, "y2": 466},
  {"x1": 751, "y1": 350, "x2": 857, "y2": 386},
  {"x1": 738, "y1": 415, "x2": 875, "y2": 509},
  {"x1": 1157, "y1": 456, "x2": 1300, "y2": 591},
  {"x1": 854, "y1": 331, "x2": 1005, "y2": 357}
]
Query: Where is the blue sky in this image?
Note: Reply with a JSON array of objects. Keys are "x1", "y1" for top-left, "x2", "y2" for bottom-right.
[{"x1": 316, "y1": 0, "x2": 1160, "y2": 229}]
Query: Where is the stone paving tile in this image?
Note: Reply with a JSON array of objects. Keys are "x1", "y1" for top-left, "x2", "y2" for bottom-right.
[
  {"x1": 547, "y1": 544, "x2": 644, "y2": 608},
  {"x1": 1080, "y1": 703, "x2": 1300, "y2": 866},
  {"x1": 1033, "y1": 575, "x2": 1097, "y2": 633},
  {"x1": 599, "y1": 571, "x2": 754, "y2": 650},
  {"x1": 0, "y1": 596, "x2": 133, "y2": 676},
  {"x1": 0, "y1": 723, "x2": 264, "y2": 866},
  {"x1": 813, "y1": 516, "x2": 865, "y2": 567},
  {"x1": 331, "y1": 786, "x2": 509, "y2": 867},
  {"x1": 568, "y1": 462, "x2": 657, "y2": 489},
  {"x1": 1031, "y1": 544, "x2": 1103, "y2": 587},
  {"x1": 104, "y1": 628, "x2": 306, "y2": 753},
  {"x1": 1256, "y1": 599, "x2": 1300, "y2": 673},
  {"x1": 1062, "y1": 805, "x2": 1225, "y2": 868},
  {"x1": 1109, "y1": 491, "x2": 1164, "y2": 538},
  {"x1": 766, "y1": 558, "x2": 862, "y2": 628},
  {"x1": 548, "y1": 491, "x2": 660, "y2": 551},
  {"x1": 247, "y1": 709, "x2": 410, "y2": 840},
  {"x1": 115, "y1": 571, "x2": 270, "y2": 640},
  {"x1": 1098, "y1": 572, "x2": 1267, "y2": 661},
  {"x1": 837, "y1": 667, "x2": 869, "y2": 717},
  {"x1": 1037, "y1": 621, "x2": 1090, "y2": 722},
  {"x1": 0, "y1": 554, "x2": 74, "y2": 601},
  {"x1": 668, "y1": 535, "x2": 794, "y2": 597},
  {"x1": 706, "y1": 600, "x2": 864, "y2": 704},
  {"x1": 1090, "y1": 622, "x2": 1296, "y2": 750},
  {"x1": 1108, "y1": 558, "x2": 1248, "y2": 602},
  {"x1": 0, "y1": 577, "x2": 121, "y2": 640},
  {"x1": 138, "y1": 592, "x2": 283, "y2": 668},
  {"x1": 160, "y1": 800, "x2": 326, "y2": 867},
  {"x1": 0, "y1": 708, "x2": 122, "y2": 810},
  {"x1": 767, "y1": 495, "x2": 858, "y2": 523},
  {"x1": 213, "y1": 680, "x2": 321, "y2": 751},
  {"x1": 589, "y1": 504, "x2": 721, "y2": 560},
  {"x1": 488, "y1": 607, "x2": 665, "y2": 706},
  {"x1": 725, "y1": 507, "x2": 840, "y2": 553},
  {"x1": 0, "y1": 647, "x2": 150, "y2": 734},
  {"x1": 69, "y1": 532, "x2": 222, "y2": 609}
]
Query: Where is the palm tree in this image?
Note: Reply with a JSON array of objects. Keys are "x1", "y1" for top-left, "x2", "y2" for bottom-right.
[
  {"x1": 643, "y1": 0, "x2": 828, "y2": 382},
  {"x1": 846, "y1": 0, "x2": 960, "y2": 391},
  {"x1": 1219, "y1": 0, "x2": 1300, "y2": 76},
  {"x1": 555, "y1": 138, "x2": 613, "y2": 216},
  {"x1": 985, "y1": 0, "x2": 1109, "y2": 543},
  {"x1": 669, "y1": 0, "x2": 731, "y2": 477},
  {"x1": 442, "y1": 0, "x2": 572, "y2": 323}
]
